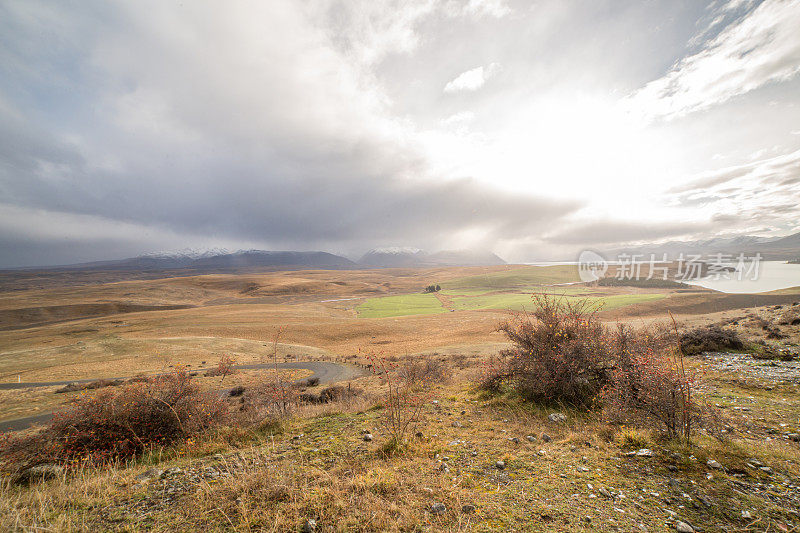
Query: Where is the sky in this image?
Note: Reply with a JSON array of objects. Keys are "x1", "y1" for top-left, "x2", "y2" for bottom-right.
[{"x1": 1, "y1": 0, "x2": 799, "y2": 267}]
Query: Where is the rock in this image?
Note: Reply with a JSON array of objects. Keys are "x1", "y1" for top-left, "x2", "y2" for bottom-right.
[
  {"x1": 788, "y1": 434, "x2": 800, "y2": 442},
  {"x1": 451, "y1": 421, "x2": 463, "y2": 428},
  {"x1": 495, "y1": 460, "x2": 506, "y2": 470},
  {"x1": 363, "y1": 433, "x2": 373, "y2": 442},
  {"x1": 599, "y1": 487, "x2": 613, "y2": 499},
  {"x1": 577, "y1": 466, "x2": 590, "y2": 472},
  {"x1": 548, "y1": 413, "x2": 567, "y2": 423},
  {"x1": 542, "y1": 433, "x2": 552, "y2": 443},
  {"x1": 526, "y1": 435, "x2": 536, "y2": 442},
  {"x1": 742, "y1": 510, "x2": 752, "y2": 519},
  {"x1": 675, "y1": 521, "x2": 694, "y2": 533},
  {"x1": 15, "y1": 463, "x2": 64, "y2": 483},
  {"x1": 635, "y1": 448, "x2": 654, "y2": 457},
  {"x1": 135, "y1": 468, "x2": 163, "y2": 482},
  {"x1": 302, "y1": 519, "x2": 317, "y2": 533},
  {"x1": 461, "y1": 504, "x2": 476, "y2": 514},
  {"x1": 430, "y1": 502, "x2": 446, "y2": 514},
  {"x1": 509, "y1": 437, "x2": 520, "y2": 444},
  {"x1": 760, "y1": 466, "x2": 773, "y2": 475},
  {"x1": 706, "y1": 459, "x2": 722, "y2": 469}
]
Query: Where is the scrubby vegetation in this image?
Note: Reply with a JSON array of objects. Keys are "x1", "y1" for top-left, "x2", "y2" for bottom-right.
[
  {"x1": 483, "y1": 295, "x2": 718, "y2": 441},
  {"x1": 490, "y1": 296, "x2": 612, "y2": 406},
  {"x1": 1, "y1": 370, "x2": 227, "y2": 473},
  {"x1": 679, "y1": 325, "x2": 746, "y2": 355}
]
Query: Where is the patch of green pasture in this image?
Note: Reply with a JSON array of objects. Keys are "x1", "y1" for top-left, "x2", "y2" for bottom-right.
[
  {"x1": 440, "y1": 286, "x2": 590, "y2": 297},
  {"x1": 450, "y1": 292, "x2": 667, "y2": 312},
  {"x1": 440, "y1": 265, "x2": 581, "y2": 292},
  {"x1": 355, "y1": 293, "x2": 446, "y2": 318}
]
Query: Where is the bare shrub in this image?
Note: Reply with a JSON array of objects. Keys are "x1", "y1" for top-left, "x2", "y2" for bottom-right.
[
  {"x1": 679, "y1": 325, "x2": 745, "y2": 355},
  {"x1": 0, "y1": 369, "x2": 226, "y2": 471},
  {"x1": 366, "y1": 352, "x2": 435, "y2": 453},
  {"x1": 204, "y1": 354, "x2": 237, "y2": 382},
  {"x1": 399, "y1": 356, "x2": 451, "y2": 384},
  {"x1": 298, "y1": 384, "x2": 361, "y2": 404},
  {"x1": 491, "y1": 294, "x2": 612, "y2": 406},
  {"x1": 55, "y1": 378, "x2": 124, "y2": 394}
]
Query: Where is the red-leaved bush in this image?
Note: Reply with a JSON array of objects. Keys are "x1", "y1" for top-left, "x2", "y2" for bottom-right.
[
  {"x1": 482, "y1": 295, "x2": 715, "y2": 440},
  {"x1": 1, "y1": 369, "x2": 226, "y2": 470},
  {"x1": 601, "y1": 322, "x2": 703, "y2": 441},
  {"x1": 490, "y1": 295, "x2": 613, "y2": 406}
]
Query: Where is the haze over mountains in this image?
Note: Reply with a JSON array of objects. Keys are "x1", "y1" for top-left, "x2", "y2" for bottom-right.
[
  {"x1": 7, "y1": 229, "x2": 800, "y2": 273},
  {"x1": 607, "y1": 231, "x2": 800, "y2": 261},
  {"x1": 9, "y1": 247, "x2": 508, "y2": 272}
]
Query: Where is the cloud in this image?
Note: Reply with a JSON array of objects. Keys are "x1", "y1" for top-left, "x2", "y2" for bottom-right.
[
  {"x1": 542, "y1": 220, "x2": 714, "y2": 246},
  {"x1": 626, "y1": 0, "x2": 800, "y2": 120},
  {"x1": 0, "y1": 1, "x2": 576, "y2": 268},
  {"x1": 443, "y1": 63, "x2": 501, "y2": 93},
  {"x1": 455, "y1": 0, "x2": 511, "y2": 18},
  {"x1": 666, "y1": 148, "x2": 800, "y2": 233}
]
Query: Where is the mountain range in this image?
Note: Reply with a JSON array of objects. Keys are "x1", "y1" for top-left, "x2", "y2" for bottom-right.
[
  {"x1": 606, "y1": 232, "x2": 800, "y2": 261},
  {"x1": 13, "y1": 247, "x2": 507, "y2": 272}
]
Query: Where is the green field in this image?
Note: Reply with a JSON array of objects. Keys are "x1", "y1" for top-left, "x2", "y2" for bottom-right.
[
  {"x1": 355, "y1": 293, "x2": 446, "y2": 318},
  {"x1": 450, "y1": 293, "x2": 667, "y2": 312},
  {"x1": 441, "y1": 286, "x2": 590, "y2": 297},
  {"x1": 440, "y1": 265, "x2": 581, "y2": 293}
]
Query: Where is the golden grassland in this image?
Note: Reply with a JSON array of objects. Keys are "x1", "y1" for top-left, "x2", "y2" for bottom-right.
[
  {"x1": 0, "y1": 265, "x2": 798, "y2": 419},
  {"x1": 1, "y1": 362, "x2": 799, "y2": 532},
  {"x1": 1, "y1": 265, "x2": 799, "y2": 531}
]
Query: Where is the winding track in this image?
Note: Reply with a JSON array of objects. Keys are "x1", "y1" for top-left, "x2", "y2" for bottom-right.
[{"x1": 0, "y1": 361, "x2": 364, "y2": 432}]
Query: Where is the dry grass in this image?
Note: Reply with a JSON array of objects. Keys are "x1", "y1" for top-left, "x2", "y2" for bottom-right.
[{"x1": 2, "y1": 361, "x2": 799, "y2": 532}]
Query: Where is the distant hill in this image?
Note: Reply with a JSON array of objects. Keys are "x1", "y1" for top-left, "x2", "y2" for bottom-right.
[
  {"x1": 358, "y1": 247, "x2": 428, "y2": 268},
  {"x1": 24, "y1": 249, "x2": 357, "y2": 272},
  {"x1": 606, "y1": 231, "x2": 800, "y2": 261},
  {"x1": 10, "y1": 246, "x2": 508, "y2": 273},
  {"x1": 358, "y1": 248, "x2": 506, "y2": 268}
]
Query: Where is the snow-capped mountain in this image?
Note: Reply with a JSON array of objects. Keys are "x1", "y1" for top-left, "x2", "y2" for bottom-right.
[{"x1": 139, "y1": 247, "x2": 231, "y2": 260}]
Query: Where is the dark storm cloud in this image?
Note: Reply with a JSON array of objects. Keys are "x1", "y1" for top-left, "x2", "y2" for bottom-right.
[{"x1": 2, "y1": 0, "x2": 800, "y2": 266}]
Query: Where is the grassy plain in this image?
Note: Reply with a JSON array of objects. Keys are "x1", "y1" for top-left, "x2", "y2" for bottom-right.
[{"x1": 1, "y1": 264, "x2": 800, "y2": 531}]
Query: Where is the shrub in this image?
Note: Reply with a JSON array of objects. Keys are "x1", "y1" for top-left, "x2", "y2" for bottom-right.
[
  {"x1": 491, "y1": 295, "x2": 612, "y2": 406},
  {"x1": 204, "y1": 354, "x2": 237, "y2": 382},
  {"x1": 0, "y1": 369, "x2": 226, "y2": 470},
  {"x1": 603, "y1": 328, "x2": 700, "y2": 441},
  {"x1": 366, "y1": 352, "x2": 435, "y2": 452},
  {"x1": 399, "y1": 356, "x2": 451, "y2": 384},
  {"x1": 55, "y1": 378, "x2": 124, "y2": 394},
  {"x1": 679, "y1": 325, "x2": 744, "y2": 355},
  {"x1": 298, "y1": 384, "x2": 361, "y2": 404}
]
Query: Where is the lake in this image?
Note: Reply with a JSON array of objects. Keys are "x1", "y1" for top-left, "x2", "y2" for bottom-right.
[{"x1": 686, "y1": 261, "x2": 800, "y2": 294}]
